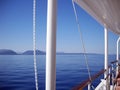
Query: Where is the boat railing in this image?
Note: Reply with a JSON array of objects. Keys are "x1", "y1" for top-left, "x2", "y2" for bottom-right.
[{"x1": 72, "y1": 60, "x2": 119, "y2": 90}]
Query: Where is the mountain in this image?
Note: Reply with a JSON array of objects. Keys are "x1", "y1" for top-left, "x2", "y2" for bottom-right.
[
  {"x1": 0, "y1": 49, "x2": 102, "y2": 55},
  {"x1": 0, "y1": 49, "x2": 45, "y2": 55},
  {"x1": 0, "y1": 49, "x2": 17, "y2": 55},
  {"x1": 22, "y1": 50, "x2": 45, "y2": 55}
]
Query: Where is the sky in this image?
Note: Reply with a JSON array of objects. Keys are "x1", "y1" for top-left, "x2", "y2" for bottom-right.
[{"x1": 0, "y1": 0, "x2": 119, "y2": 54}]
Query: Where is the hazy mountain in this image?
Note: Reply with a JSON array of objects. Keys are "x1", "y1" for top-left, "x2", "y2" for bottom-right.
[
  {"x1": 0, "y1": 49, "x2": 101, "y2": 55},
  {"x1": 22, "y1": 50, "x2": 45, "y2": 55},
  {"x1": 0, "y1": 49, "x2": 17, "y2": 55}
]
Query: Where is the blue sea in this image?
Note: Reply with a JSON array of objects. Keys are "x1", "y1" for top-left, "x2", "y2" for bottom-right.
[{"x1": 0, "y1": 54, "x2": 116, "y2": 90}]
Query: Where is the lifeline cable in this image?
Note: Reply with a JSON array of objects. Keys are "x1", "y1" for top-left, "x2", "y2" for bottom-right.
[{"x1": 72, "y1": 0, "x2": 92, "y2": 82}]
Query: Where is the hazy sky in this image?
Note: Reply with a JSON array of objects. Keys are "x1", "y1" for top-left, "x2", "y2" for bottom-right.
[{"x1": 0, "y1": 0, "x2": 119, "y2": 54}]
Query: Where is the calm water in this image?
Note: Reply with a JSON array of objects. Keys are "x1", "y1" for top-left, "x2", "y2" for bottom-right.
[{"x1": 0, "y1": 54, "x2": 116, "y2": 90}]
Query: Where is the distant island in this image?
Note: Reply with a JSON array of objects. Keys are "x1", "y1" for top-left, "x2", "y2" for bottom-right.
[
  {"x1": 0, "y1": 49, "x2": 46, "y2": 55},
  {"x1": 0, "y1": 49, "x2": 103, "y2": 55},
  {"x1": 22, "y1": 50, "x2": 45, "y2": 55},
  {"x1": 0, "y1": 49, "x2": 17, "y2": 55},
  {"x1": 0, "y1": 49, "x2": 65, "y2": 55}
]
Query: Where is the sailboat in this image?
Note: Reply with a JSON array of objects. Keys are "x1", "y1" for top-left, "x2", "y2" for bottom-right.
[{"x1": 33, "y1": 0, "x2": 120, "y2": 90}]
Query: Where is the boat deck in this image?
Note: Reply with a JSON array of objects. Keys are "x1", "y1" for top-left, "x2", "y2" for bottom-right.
[{"x1": 72, "y1": 60, "x2": 120, "y2": 90}]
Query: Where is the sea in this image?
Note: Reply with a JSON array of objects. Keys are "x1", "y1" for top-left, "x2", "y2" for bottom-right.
[{"x1": 0, "y1": 54, "x2": 116, "y2": 90}]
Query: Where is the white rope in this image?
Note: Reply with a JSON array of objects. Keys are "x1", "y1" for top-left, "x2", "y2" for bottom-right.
[
  {"x1": 33, "y1": 0, "x2": 38, "y2": 90},
  {"x1": 72, "y1": 0, "x2": 92, "y2": 81}
]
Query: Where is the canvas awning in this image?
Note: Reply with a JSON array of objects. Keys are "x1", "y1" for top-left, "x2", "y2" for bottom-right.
[{"x1": 74, "y1": 0, "x2": 120, "y2": 35}]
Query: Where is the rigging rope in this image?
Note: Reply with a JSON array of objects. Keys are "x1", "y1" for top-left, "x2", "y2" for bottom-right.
[
  {"x1": 33, "y1": 0, "x2": 38, "y2": 90},
  {"x1": 72, "y1": 0, "x2": 92, "y2": 81}
]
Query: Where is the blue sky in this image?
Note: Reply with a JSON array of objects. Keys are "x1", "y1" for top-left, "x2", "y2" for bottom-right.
[{"x1": 0, "y1": 0, "x2": 119, "y2": 54}]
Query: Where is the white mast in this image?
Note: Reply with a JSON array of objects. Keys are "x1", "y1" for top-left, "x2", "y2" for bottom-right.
[
  {"x1": 104, "y1": 27, "x2": 109, "y2": 90},
  {"x1": 116, "y1": 37, "x2": 120, "y2": 75},
  {"x1": 46, "y1": 0, "x2": 57, "y2": 90},
  {"x1": 117, "y1": 37, "x2": 120, "y2": 60}
]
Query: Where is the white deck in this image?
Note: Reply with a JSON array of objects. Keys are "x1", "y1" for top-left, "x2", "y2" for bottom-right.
[{"x1": 95, "y1": 79, "x2": 115, "y2": 90}]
